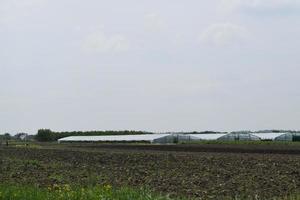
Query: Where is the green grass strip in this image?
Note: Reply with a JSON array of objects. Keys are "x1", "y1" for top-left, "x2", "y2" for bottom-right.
[{"x1": 0, "y1": 185, "x2": 174, "y2": 200}]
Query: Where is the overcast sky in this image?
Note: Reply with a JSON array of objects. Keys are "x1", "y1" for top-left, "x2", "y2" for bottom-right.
[{"x1": 1, "y1": 0, "x2": 300, "y2": 134}]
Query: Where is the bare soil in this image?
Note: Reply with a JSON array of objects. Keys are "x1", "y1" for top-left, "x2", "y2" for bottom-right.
[{"x1": 1, "y1": 144, "x2": 300, "y2": 199}]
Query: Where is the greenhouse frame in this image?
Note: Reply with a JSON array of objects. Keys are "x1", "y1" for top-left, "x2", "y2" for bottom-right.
[
  {"x1": 58, "y1": 132, "x2": 300, "y2": 143},
  {"x1": 252, "y1": 133, "x2": 286, "y2": 141},
  {"x1": 274, "y1": 133, "x2": 300, "y2": 141},
  {"x1": 191, "y1": 134, "x2": 227, "y2": 140},
  {"x1": 58, "y1": 134, "x2": 171, "y2": 143},
  {"x1": 217, "y1": 133, "x2": 260, "y2": 141}
]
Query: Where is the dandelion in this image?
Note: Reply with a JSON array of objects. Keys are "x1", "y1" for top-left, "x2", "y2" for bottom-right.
[
  {"x1": 53, "y1": 184, "x2": 60, "y2": 191},
  {"x1": 104, "y1": 184, "x2": 112, "y2": 192},
  {"x1": 63, "y1": 184, "x2": 71, "y2": 192}
]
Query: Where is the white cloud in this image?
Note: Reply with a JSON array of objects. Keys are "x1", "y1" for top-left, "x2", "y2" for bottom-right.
[
  {"x1": 198, "y1": 23, "x2": 248, "y2": 46},
  {"x1": 220, "y1": 0, "x2": 300, "y2": 12},
  {"x1": 82, "y1": 32, "x2": 130, "y2": 54},
  {"x1": 144, "y1": 13, "x2": 165, "y2": 32}
]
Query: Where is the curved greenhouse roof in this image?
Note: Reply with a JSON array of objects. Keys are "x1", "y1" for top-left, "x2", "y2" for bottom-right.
[
  {"x1": 275, "y1": 133, "x2": 300, "y2": 141},
  {"x1": 58, "y1": 134, "x2": 171, "y2": 143},
  {"x1": 191, "y1": 134, "x2": 227, "y2": 140},
  {"x1": 57, "y1": 132, "x2": 300, "y2": 143},
  {"x1": 252, "y1": 133, "x2": 286, "y2": 140},
  {"x1": 217, "y1": 133, "x2": 260, "y2": 141},
  {"x1": 153, "y1": 134, "x2": 200, "y2": 143}
]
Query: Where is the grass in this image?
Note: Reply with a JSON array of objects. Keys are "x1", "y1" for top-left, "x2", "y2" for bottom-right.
[
  {"x1": 0, "y1": 185, "x2": 299, "y2": 200},
  {"x1": 0, "y1": 185, "x2": 175, "y2": 200}
]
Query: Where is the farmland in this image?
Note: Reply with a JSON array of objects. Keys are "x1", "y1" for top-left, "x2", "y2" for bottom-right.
[{"x1": 1, "y1": 143, "x2": 300, "y2": 199}]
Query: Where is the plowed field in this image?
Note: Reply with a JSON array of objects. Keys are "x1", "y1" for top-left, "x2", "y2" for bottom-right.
[{"x1": 1, "y1": 144, "x2": 300, "y2": 199}]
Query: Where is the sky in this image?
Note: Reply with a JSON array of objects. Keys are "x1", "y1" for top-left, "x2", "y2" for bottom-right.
[{"x1": 1, "y1": 0, "x2": 300, "y2": 134}]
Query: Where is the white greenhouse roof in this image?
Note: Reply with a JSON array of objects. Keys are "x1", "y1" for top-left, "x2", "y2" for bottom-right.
[
  {"x1": 190, "y1": 134, "x2": 227, "y2": 140},
  {"x1": 252, "y1": 133, "x2": 286, "y2": 140},
  {"x1": 58, "y1": 134, "x2": 171, "y2": 142}
]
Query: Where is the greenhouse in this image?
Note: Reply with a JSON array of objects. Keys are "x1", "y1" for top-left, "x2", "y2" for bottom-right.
[
  {"x1": 217, "y1": 133, "x2": 260, "y2": 141},
  {"x1": 58, "y1": 134, "x2": 171, "y2": 143},
  {"x1": 252, "y1": 133, "x2": 286, "y2": 141},
  {"x1": 274, "y1": 133, "x2": 300, "y2": 141},
  {"x1": 58, "y1": 134, "x2": 202, "y2": 144},
  {"x1": 191, "y1": 134, "x2": 227, "y2": 140},
  {"x1": 58, "y1": 132, "x2": 300, "y2": 143},
  {"x1": 154, "y1": 134, "x2": 200, "y2": 143}
]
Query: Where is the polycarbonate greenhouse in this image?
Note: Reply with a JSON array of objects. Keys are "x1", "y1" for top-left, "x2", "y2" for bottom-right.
[
  {"x1": 274, "y1": 133, "x2": 300, "y2": 141},
  {"x1": 191, "y1": 134, "x2": 227, "y2": 140},
  {"x1": 58, "y1": 134, "x2": 171, "y2": 143},
  {"x1": 217, "y1": 133, "x2": 260, "y2": 141},
  {"x1": 58, "y1": 132, "x2": 300, "y2": 143},
  {"x1": 153, "y1": 134, "x2": 200, "y2": 143},
  {"x1": 252, "y1": 133, "x2": 286, "y2": 141},
  {"x1": 58, "y1": 134, "x2": 201, "y2": 144}
]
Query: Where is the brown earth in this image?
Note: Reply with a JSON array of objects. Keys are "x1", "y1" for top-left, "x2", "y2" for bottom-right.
[
  {"x1": 0, "y1": 144, "x2": 300, "y2": 199},
  {"x1": 64, "y1": 143, "x2": 300, "y2": 154}
]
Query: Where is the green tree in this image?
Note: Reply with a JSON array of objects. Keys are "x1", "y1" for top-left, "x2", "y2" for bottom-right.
[
  {"x1": 3, "y1": 133, "x2": 11, "y2": 140},
  {"x1": 35, "y1": 129, "x2": 53, "y2": 142}
]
